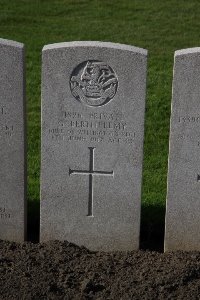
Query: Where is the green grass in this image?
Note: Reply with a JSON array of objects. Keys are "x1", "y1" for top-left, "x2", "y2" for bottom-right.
[{"x1": 0, "y1": 0, "x2": 199, "y2": 245}]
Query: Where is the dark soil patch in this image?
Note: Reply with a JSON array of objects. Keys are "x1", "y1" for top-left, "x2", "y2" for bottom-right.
[{"x1": 1, "y1": 240, "x2": 200, "y2": 299}]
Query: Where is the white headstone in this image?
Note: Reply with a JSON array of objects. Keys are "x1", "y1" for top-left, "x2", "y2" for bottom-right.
[
  {"x1": 165, "y1": 48, "x2": 200, "y2": 251},
  {"x1": 0, "y1": 38, "x2": 26, "y2": 242},
  {"x1": 40, "y1": 41, "x2": 147, "y2": 251}
]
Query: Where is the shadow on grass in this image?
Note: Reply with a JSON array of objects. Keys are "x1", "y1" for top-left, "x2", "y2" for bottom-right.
[
  {"x1": 140, "y1": 203, "x2": 166, "y2": 252},
  {"x1": 27, "y1": 200, "x2": 40, "y2": 243},
  {"x1": 27, "y1": 200, "x2": 165, "y2": 251}
]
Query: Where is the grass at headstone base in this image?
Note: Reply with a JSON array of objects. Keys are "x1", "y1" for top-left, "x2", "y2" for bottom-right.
[{"x1": 0, "y1": 0, "x2": 198, "y2": 249}]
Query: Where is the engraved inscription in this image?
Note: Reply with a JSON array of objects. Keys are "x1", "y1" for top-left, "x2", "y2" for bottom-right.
[
  {"x1": 70, "y1": 60, "x2": 118, "y2": 107},
  {"x1": 0, "y1": 207, "x2": 11, "y2": 219},
  {"x1": 178, "y1": 116, "x2": 200, "y2": 123},
  {"x1": 0, "y1": 106, "x2": 14, "y2": 138},
  {"x1": 1, "y1": 107, "x2": 7, "y2": 115},
  {"x1": 49, "y1": 110, "x2": 135, "y2": 145},
  {"x1": 5, "y1": 125, "x2": 14, "y2": 137},
  {"x1": 177, "y1": 115, "x2": 200, "y2": 147},
  {"x1": 69, "y1": 147, "x2": 114, "y2": 217}
]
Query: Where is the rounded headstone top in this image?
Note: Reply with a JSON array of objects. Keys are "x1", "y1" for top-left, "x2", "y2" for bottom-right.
[
  {"x1": 0, "y1": 38, "x2": 24, "y2": 49},
  {"x1": 175, "y1": 47, "x2": 200, "y2": 57},
  {"x1": 42, "y1": 41, "x2": 147, "y2": 55}
]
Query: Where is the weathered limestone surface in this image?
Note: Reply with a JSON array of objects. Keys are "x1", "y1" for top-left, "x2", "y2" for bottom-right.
[
  {"x1": 0, "y1": 38, "x2": 26, "y2": 242},
  {"x1": 165, "y1": 48, "x2": 200, "y2": 251},
  {"x1": 40, "y1": 41, "x2": 147, "y2": 251}
]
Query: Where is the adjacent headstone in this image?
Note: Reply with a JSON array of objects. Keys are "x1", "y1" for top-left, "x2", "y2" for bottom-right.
[
  {"x1": 40, "y1": 41, "x2": 147, "y2": 251},
  {"x1": 0, "y1": 38, "x2": 26, "y2": 241},
  {"x1": 165, "y1": 48, "x2": 200, "y2": 251}
]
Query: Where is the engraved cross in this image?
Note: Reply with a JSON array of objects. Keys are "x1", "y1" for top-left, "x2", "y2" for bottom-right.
[{"x1": 69, "y1": 147, "x2": 114, "y2": 217}]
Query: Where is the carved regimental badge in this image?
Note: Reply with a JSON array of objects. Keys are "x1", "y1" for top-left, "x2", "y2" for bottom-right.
[{"x1": 70, "y1": 60, "x2": 118, "y2": 107}]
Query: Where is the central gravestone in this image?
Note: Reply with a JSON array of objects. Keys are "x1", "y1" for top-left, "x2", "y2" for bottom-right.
[{"x1": 40, "y1": 41, "x2": 147, "y2": 251}]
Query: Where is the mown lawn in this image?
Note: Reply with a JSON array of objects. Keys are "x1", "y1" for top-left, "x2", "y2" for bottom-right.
[{"x1": 0, "y1": 0, "x2": 199, "y2": 246}]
